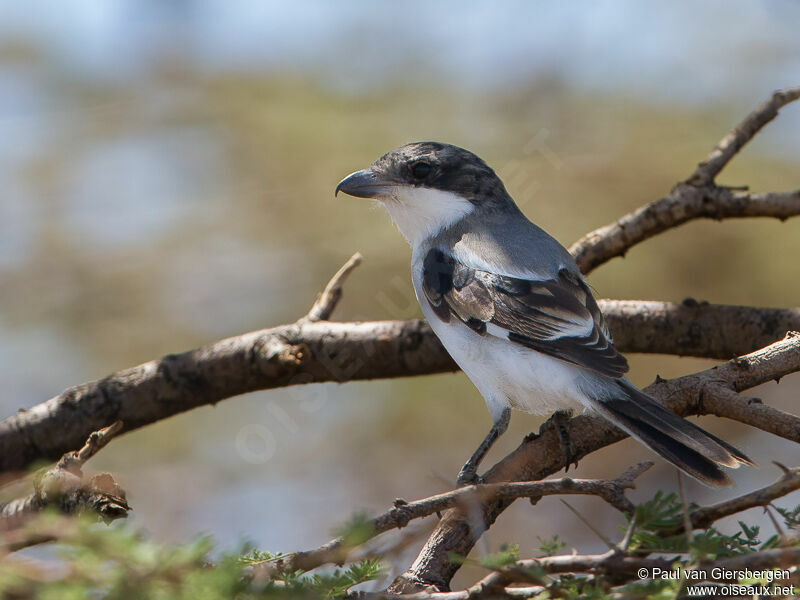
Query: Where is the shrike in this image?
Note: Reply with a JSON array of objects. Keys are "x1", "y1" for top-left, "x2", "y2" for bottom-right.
[{"x1": 336, "y1": 142, "x2": 752, "y2": 487}]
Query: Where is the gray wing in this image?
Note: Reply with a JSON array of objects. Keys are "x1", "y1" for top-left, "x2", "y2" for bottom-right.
[{"x1": 422, "y1": 248, "x2": 629, "y2": 379}]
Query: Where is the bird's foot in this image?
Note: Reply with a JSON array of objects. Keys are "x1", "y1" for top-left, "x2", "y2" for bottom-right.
[
  {"x1": 456, "y1": 464, "x2": 484, "y2": 487},
  {"x1": 545, "y1": 409, "x2": 578, "y2": 472}
]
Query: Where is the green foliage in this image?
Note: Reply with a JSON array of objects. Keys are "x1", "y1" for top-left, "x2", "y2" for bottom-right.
[
  {"x1": 775, "y1": 503, "x2": 800, "y2": 530},
  {"x1": 298, "y1": 558, "x2": 383, "y2": 599},
  {"x1": 478, "y1": 544, "x2": 521, "y2": 570},
  {"x1": 3, "y1": 494, "x2": 797, "y2": 600},
  {"x1": 239, "y1": 549, "x2": 289, "y2": 566},
  {"x1": 332, "y1": 511, "x2": 375, "y2": 549},
  {"x1": 626, "y1": 493, "x2": 793, "y2": 559},
  {"x1": 0, "y1": 515, "x2": 382, "y2": 600},
  {"x1": 448, "y1": 543, "x2": 520, "y2": 571},
  {"x1": 632, "y1": 491, "x2": 683, "y2": 534},
  {"x1": 530, "y1": 491, "x2": 796, "y2": 599},
  {"x1": 689, "y1": 524, "x2": 759, "y2": 559},
  {"x1": 536, "y1": 535, "x2": 566, "y2": 557}
]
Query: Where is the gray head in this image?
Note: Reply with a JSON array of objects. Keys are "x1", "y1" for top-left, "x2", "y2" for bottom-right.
[
  {"x1": 336, "y1": 142, "x2": 512, "y2": 205},
  {"x1": 336, "y1": 142, "x2": 516, "y2": 245}
]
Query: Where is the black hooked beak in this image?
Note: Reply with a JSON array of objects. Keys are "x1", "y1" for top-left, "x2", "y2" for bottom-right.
[{"x1": 335, "y1": 168, "x2": 393, "y2": 199}]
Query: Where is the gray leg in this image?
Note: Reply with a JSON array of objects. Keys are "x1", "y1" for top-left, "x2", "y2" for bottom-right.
[{"x1": 457, "y1": 408, "x2": 511, "y2": 486}]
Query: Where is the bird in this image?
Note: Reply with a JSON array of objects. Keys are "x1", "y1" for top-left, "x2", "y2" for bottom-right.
[{"x1": 335, "y1": 141, "x2": 753, "y2": 487}]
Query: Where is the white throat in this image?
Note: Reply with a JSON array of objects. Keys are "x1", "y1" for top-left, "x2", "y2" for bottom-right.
[{"x1": 380, "y1": 186, "x2": 475, "y2": 246}]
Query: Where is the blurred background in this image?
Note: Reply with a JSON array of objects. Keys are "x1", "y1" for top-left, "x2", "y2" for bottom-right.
[{"x1": 1, "y1": 0, "x2": 799, "y2": 587}]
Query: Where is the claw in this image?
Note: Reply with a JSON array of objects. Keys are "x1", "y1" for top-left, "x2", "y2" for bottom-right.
[
  {"x1": 548, "y1": 409, "x2": 578, "y2": 472},
  {"x1": 456, "y1": 468, "x2": 484, "y2": 487}
]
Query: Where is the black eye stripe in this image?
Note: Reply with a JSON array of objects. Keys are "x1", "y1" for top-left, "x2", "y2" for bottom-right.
[{"x1": 411, "y1": 161, "x2": 432, "y2": 180}]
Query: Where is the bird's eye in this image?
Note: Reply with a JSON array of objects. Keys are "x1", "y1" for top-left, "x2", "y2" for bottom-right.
[{"x1": 411, "y1": 161, "x2": 432, "y2": 180}]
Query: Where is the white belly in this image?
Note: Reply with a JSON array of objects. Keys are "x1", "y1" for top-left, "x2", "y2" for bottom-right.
[{"x1": 412, "y1": 273, "x2": 586, "y2": 422}]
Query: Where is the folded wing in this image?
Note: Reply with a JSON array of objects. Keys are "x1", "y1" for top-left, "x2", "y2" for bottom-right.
[{"x1": 422, "y1": 248, "x2": 629, "y2": 379}]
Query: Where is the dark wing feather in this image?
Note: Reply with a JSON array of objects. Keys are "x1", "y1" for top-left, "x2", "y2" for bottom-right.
[{"x1": 421, "y1": 248, "x2": 628, "y2": 378}]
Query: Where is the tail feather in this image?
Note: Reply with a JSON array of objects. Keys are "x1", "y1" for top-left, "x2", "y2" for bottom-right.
[
  {"x1": 592, "y1": 380, "x2": 754, "y2": 487},
  {"x1": 614, "y1": 380, "x2": 755, "y2": 467}
]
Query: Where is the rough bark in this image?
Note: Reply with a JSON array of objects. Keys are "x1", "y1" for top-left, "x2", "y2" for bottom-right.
[
  {"x1": 599, "y1": 300, "x2": 800, "y2": 359},
  {"x1": 0, "y1": 319, "x2": 454, "y2": 473}
]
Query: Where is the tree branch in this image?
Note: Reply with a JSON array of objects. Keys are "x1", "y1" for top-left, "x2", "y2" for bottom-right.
[
  {"x1": 472, "y1": 546, "x2": 800, "y2": 589},
  {"x1": 570, "y1": 186, "x2": 800, "y2": 276},
  {"x1": 569, "y1": 86, "x2": 800, "y2": 274},
  {"x1": 2, "y1": 299, "x2": 797, "y2": 474},
  {"x1": 689, "y1": 87, "x2": 800, "y2": 186},
  {"x1": 305, "y1": 252, "x2": 362, "y2": 322},
  {"x1": 0, "y1": 318, "x2": 455, "y2": 474},
  {"x1": 598, "y1": 300, "x2": 800, "y2": 359}
]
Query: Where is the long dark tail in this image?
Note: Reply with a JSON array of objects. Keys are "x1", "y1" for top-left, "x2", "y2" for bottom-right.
[{"x1": 592, "y1": 380, "x2": 755, "y2": 487}]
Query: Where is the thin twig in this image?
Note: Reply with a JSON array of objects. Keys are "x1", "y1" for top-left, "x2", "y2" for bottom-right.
[
  {"x1": 58, "y1": 420, "x2": 123, "y2": 475},
  {"x1": 306, "y1": 252, "x2": 363, "y2": 322},
  {"x1": 559, "y1": 498, "x2": 615, "y2": 550},
  {"x1": 689, "y1": 87, "x2": 800, "y2": 185}
]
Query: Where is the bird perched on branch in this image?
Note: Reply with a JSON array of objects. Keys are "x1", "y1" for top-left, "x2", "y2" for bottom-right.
[{"x1": 336, "y1": 142, "x2": 753, "y2": 487}]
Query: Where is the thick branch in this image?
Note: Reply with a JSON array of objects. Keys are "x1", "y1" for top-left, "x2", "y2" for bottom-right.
[
  {"x1": 389, "y1": 333, "x2": 800, "y2": 592},
  {"x1": 2, "y1": 300, "x2": 798, "y2": 474},
  {"x1": 697, "y1": 387, "x2": 800, "y2": 444},
  {"x1": 598, "y1": 300, "x2": 800, "y2": 359}
]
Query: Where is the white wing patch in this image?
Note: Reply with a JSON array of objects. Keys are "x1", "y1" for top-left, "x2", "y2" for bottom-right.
[{"x1": 485, "y1": 318, "x2": 592, "y2": 342}]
